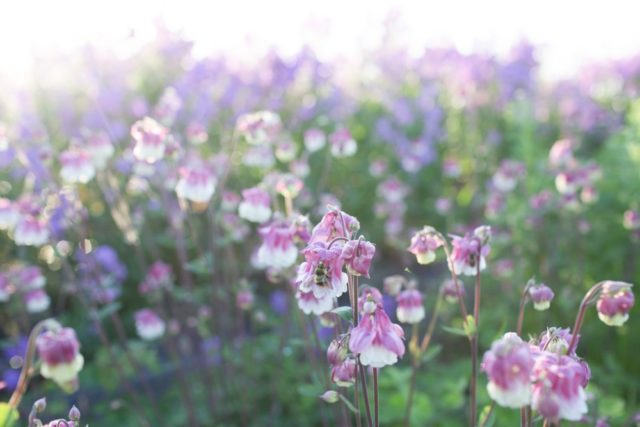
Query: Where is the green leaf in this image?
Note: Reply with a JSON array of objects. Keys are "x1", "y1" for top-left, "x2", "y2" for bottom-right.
[
  {"x1": 441, "y1": 325, "x2": 467, "y2": 337},
  {"x1": 0, "y1": 403, "x2": 18, "y2": 427},
  {"x1": 185, "y1": 254, "x2": 214, "y2": 276},
  {"x1": 331, "y1": 306, "x2": 353, "y2": 322},
  {"x1": 421, "y1": 344, "x2": 442, "y2": 363}
]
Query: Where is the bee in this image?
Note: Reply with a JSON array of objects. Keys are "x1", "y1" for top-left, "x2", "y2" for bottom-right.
[{"x1": 314, "y1": 262, "x2": 329, "y2": 287}]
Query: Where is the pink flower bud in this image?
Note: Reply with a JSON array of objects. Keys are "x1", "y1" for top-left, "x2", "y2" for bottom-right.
[
  {"x1": 596, "y1": 281, "x2": 635, "y2": 327},
  {"x1": 236, "y1": 290, "x2": 255, "y2": 311},
  {"x1": 320, "y1": 390, "x2": 339, "y2": 404}
]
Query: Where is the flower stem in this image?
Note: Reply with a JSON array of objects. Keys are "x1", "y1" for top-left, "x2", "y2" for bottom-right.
[
  {"x1": 358, "y1": 358, "x2": 374, "y2": 427},
  {"x1": 373, "y1": 368, "x2": 379, "y2": 427},
  {"x1": 516, "y1": 280, "x2": 533, "y2": 336},
  {"x1": 567, "y1": 281, "x2": 605, "y2": 354},
  {"x1": 470, "y1": 255, "x2": 482, "y2": 427}
]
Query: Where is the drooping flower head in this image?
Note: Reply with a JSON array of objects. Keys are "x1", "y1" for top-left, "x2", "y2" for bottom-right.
[
  {"x1": 331, "y1": 357, "x2": 357, "y2": 387},
  {"x1": 59, "y1": 148, "x2": 95, "y2": 184},
  {"x1": 396, "y1": 288, "x2": 425, "y2": 324},
  {"x1": 256, "y1": 219, "x2": 298, "y2": 269},
  {"x1": 131, "y1": 117, "x2": 168, "y2": 163},
  {"x1": 529, "y1": 283, "x2": 555, "y2": 311},
  {"x1": 482, "y1": 332, "x2": 534, "y2": 408},
  {"x1": 449, "y1": 226, "x2": 491, "y2": 276},
  {"x1": 36, "y1": 327, "x2": 84, "y2": 392},
  {"x1": 596, "y1": 281, "x2": 635, "y2": 327},
  {"x1": 175, "y1": 166, "x2": 216, "y2": 204},
  {"x1": 530, "y1": 352, "x2": 589, "y2": 422},
  {"x1": 408, "y1": 226, "x2": 443, "y2": 265},
  {"x1": 296, "y1": 241, "x2": 347, "y2": 300},
  {"x1": 349, "y1": 290, "x2": 405, "y2": 368},
  {"x1": 24, "y1": 289, "x2": 51, "y2": 313},
  {"x1": 238, "y1": 187, "x2": 272, "y2": 223},
  {"x1": 304, "y1": 128, "x2": 326, "y2": 152},
  {"x1": 341, "y1": 239, "x2": 375, "y2": 277},
  {"x1": 329, "y1": 128, "x2": 357, "y2": 158},
  {"x1": 135, "y1": 309, "x2": 166, "y2": 341},
  {"x1": 14, "y1": 216, "x2": 49, "y2": 247},
  {"x1": 309, "y1": 208, "x2": 360, "y2": 244}
]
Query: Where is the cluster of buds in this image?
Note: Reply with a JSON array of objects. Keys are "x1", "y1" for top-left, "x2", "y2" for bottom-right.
[{"x1": 29, "y1": 398, "x2": 83, "y2": 427}]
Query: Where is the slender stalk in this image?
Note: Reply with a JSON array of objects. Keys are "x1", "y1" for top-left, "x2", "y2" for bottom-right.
[
  {"x1": 373, "y1": 368, "x2": 379, "y2": 427},
  {"x1": 516, "y1": 281, "x2": 533, "y2": 336},
  {"x1": 470, "y1": 259, "x2": 482, "y2": 427},
  {"x1": 478, "y1": 401, "x2": 495, "y2": 427},
  {"x1": 567, "y1": 281, "x2": 605, "y2": 354},
  {"x1": 358, "y1": 358, "x2": 374, "y2": 427}
]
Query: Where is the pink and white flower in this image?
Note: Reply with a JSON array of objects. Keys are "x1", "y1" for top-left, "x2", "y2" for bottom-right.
[
  {"x1": 175, "y1": 166, "x2": 216, "y2": 203},
  {"x1": 492, "y1": 160, "x2": 525, "y2": 192},
  {"x1": 236, "y1": 110, "x2": 282, "y2": 145},
  {"x1": 19, "y1": 266, "x2": 46, "y2": 291},
  {"x1": 396, "y1": 288, "x2": 425, "y2": 324},
  {"x1": 349, "y1": 295, "x2": 405, "y2": 368},
  {"x1": 331, "y1": 358, "x2": 357, "y2": 387},
  {"x1": 131, "y1": 117, "x2": 168, "y2": 163},
  {"x1": 529, "y1": 283, "x2": 555, "y2": 311},
  {"x1": 236, "y1": 289, "x2": 255, "y2": 311},
  {"x1": 329, "y1": 128, "x2": 357, "y2": 158},
  {"x1": 441, "y1": 279, "x2": 465, "y2": 304},
  {"x1": 139, "y1": 261, "x2": 173, "y2": 294},
  {"x1": 296, "y1": 242, "x2": 347, "y2": 300},
  {"x1": 304, "y1": 128, "x2": 326, "y2": 152},
  {"x1": 449, "y1": 231, "x2": 490, "y2": 276},
  {"x1": 596, "y1": 281, "x2": 635, "y2": 327},
  {"x1": 59, "y1": 149, "x2": 95, "y2": 184},
  {"x1": 340, "y1": 239, "x2": 375, "y2": 277},
  {"x1": 482, "y1": 332, "x2": 534, "y2": 408},
  {"x1": 238, "y1": 187, "x2": 272, "y2": 223},
  {"x1": 135, "y1": 309, "x2": 166, "y2": 341},
  {"x1": 256, "y1": 220, "x2": 298, "y2": 269},
  {"x1": 309, "y1": 209, "x2": 360, "y2": 244},
  {"x1": 530, "y1": 352, "x2": 589, "y2": 422},
  {"x1": 85, "y1": 131, "x2": 114, "y2": 169},
  {"x1": 0, "y1": 198, "x2": 19, "y2": 230},
  {"x1": 14, "y1": 216, "x2": 49, "y2": 246},
  {"x1": 186, "y1": 121, "x2": 208, "y2": 145},
  {"x1": 24, "y1": 289, "x2": 51, "y2": 313},
  {"x1": 408, "y1": 226, "x2": 443, "y2": 265},
  {"x1": 36, "y1": 327, "x2": 84, "y2": 392},
  {"x1": 296, "y1": 287, "x2": 334, "y2": 315},
  {"x1": 623, "y1": 209, "x2": 640, "y2": 230}
]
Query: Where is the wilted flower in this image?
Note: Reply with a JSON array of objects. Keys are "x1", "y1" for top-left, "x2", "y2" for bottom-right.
[
  {"x1": 340, "y1": 239, "x2": 375, "y2": 277},
  {"x1": 256, "y1": 220, "x2": 298, "y2": 269},
  {"x1": 59, "y1": 149, "x2": 95, "y2": 184},
  {"x1": 14, "y1": 216, "x2": 49, "y2": 246},
  {"x1": 175, "y1": 166, "x2": 216, "y2": 204},
  {"x1": 349, "y1": 295, "x2": 405, "y2": 368},
  {"x1": 329, "y1": 128, "x2": 357, "y2": 158},
  {"x1": 396, "y1": 288, "x2": 425, "y2": 324},
  {"x1": 131, "y1": 117, "x2": 167, "y2": 163},
  {"x1": 482, "y1": 332, "x2": 533, "y2": 408},
  {"x1": 529, "y1": 283, "x2": 555, "y2": 311},
  {"x1": 408, "y1": 226, "x2": 443, "y2": 265},
  {"x1": 135, "y1": 309, "x2": 166, "y2": 341},
  {"x1": 596, "y1": 281, "x2": 635, "y2": 327},
  {"x1": 238, "y1": 187, "x2": 272, "y2": 223},
  {"x1": 36, "y1": 327, "x2": 84, "y2": 392},
  {"x1": 530, "y1": 352, "x2": 589, "y2": 422}
]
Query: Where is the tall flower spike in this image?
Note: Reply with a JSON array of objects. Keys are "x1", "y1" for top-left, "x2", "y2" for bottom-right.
[
  {"x1": 596, "y1": 281, "x2": 634, "y2": 327},
  {"x1": 408, "y1": 226, "x2": 443, "y2": 265},
  {"x1": 482, "y1": 332, "x2": 533, "y2": 408}
]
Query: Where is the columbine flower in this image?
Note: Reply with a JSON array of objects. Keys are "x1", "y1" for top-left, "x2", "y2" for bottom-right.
[
  {"x1": 529, "y1": 283, "x2": 555, "y2": 311},
  {"x1": 327, "y1": 337, "x2": 349, "y2": 366},
  {"x1": 531, "y1": 352, "x2": 589, "y2": 422},
  {"x1": 275, "y1": 138, "x2": 297, "y2": 162},
  {"x1": 383, "y1": 275, "x2": 406, "y2": 296},
  {"x1": 175, "y1": 166, "x2": 216, "y2": 204},
  {"x1": 296, "y1": 287, "x2": 334, "y2": 315},
  {"x1": 36, "y1": 327, "x2": 84, "y2": 392},
  {"x1": 236, "y1": 111, "x2": 281, "y2": 145},
  {"x1": 19, "y1": 266, "x2": 46, "y2": 291},
  {"x1": 135, "y1": 309, "x2": 166, "y2": 341},
  {"x1": 14, "y1": 216, "x2": 49, "y2": 246},
  {"x1": 482, "y1": 332, "x2": 533, "y2": 408},
  {"x1": 349, "y1": 294, "x2": 405, "y2": 368},
  {"x1": 59, "y1": 148, "x2": 96, "y2": 184},
  {"x1": 304, "y1": 128, "x2": 326, "y2": 152},
  {"x1": 549, "y1": 138, "x2": 574, "y2": 167},
  {"x1": 309, "y1": 209, "x2": 360, "y2": 244},
  {"x1": 256, "y1": 220, "x2": 298, "y2": 269},
  {"x1": 186, "y1": 121, "x2": 208, "y2": 145},
  {"x1": 623, "y1": 209, "x2": 640, "y2": 230},
  {"x1": 236, "y1": 289, "x2": 255, "y2": 311},
  {"x1": 408, "y1": 226, "x2": 443, "y2": 265},
  {"x1": 296, "y1": 242, "x2": 347, "y2": 300},
  {"x1": 131, "y1": 117, "x2": 168, "y2": 163},
  {"x1": 0, "y1": 198, "x2": 19, "y2": 230},
  {"x1": 340, "y1": 239, "x2": 375, "y2": 277},
  {"x1": 396, "y1": 288, "x2": 425, "y2": 324},
  {"x1": 329, "y1": 128, "x2": 357, "y2": 158},
  {"x1": 441, "y1": 279, "x2": 465, "y2": 304},
  {"x1": 238, "y1": 187, "x2": 272, "y2": 223},
  {"x1": 24, "y1": 289, "x2": 51, "y2": 313},
  {"x1": 331, "y1": 358, "x2": 356, "y2": 387},
  {"x1": 85, "y1": 131, "x2": 114, "y2": 169},
  {"x1": 139, "y1": 261, "x2": 173, "y2": 294},
  {"x1": 449, "y1": 227, "x2": 491, "y2": 276},
  {"x1": 492, "y1": 160, "x2": 525, "y2": 192},
  {"x1": 596, "y1": 281, "x2": 635, "y2": 327}
]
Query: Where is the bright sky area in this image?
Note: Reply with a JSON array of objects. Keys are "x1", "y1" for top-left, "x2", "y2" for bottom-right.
[{"x1": 1, "y1": 0, "x2": 640, "y2": 85}]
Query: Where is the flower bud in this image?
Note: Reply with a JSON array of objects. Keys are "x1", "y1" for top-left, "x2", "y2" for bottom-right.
[
  {"x1": 327, "y1": 338, "x2": 348, "y2": 366},
  {"x1": 33, "y1": 397, "x2": 47, "y2": 413},
  {"x1": 320, "y1": 390, "x2": 340, "y2": 404},
  {"x1": 68, "y1": 405, "x2": 80, "y2": 421}
]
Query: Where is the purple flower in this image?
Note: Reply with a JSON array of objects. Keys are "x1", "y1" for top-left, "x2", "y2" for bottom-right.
[
  {"x1": 396, "y1": 289, "x2": 425, "y2": 324},
  {"x1": 238, "y1": 187, "x2": 272, "y2": 223},
  {"x1": 596, "y1": 281, "x2": 635, "y2": 327},
  {"x1": 296, "y1": 242, "x2": 347, "y2": 300},
  {"x1": 135, "y1": 309, "x2": 166, "y2": 341},
  {"x1": 340, "y1": 239, "x2": 375, "y2": 277},
  {"x1": 408, "y1": 226, "x2": 443, "y2": 265},
  {"x1": 449, "y1": 226, "x2": 491, "y2": 276},
  {"x1": 528, "y1": 283, "x2": 555, "y2": 311},
  {"x1": 36, "y1": 327, "x2": 84, "y2": 392}
]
